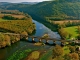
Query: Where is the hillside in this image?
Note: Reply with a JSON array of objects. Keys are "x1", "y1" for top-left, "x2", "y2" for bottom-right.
[
  {"x1": 0, "y1": 0, "x2": 80, "y2": 20},
  {"x1": 0, "y1": 10, "x2": 36, "y2": 34},
  {"x1": 0, "y1": 0, "x2": 80, "y2": 31}
]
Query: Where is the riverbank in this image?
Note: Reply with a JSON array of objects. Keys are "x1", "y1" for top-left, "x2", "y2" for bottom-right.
[{"x1": 0, "y1": 19, "x2": 60, "y2": 60}]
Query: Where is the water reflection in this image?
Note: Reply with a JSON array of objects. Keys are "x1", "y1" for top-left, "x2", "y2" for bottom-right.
[
  {"x1": 0, "y1": 20, "x2": 61, "y2": 59},
  {"x1": 32, "y1": 20, "x2": 61, "y2": 39}
]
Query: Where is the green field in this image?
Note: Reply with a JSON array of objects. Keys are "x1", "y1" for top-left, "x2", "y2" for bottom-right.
[
  {"x1": 64, "y1": 26, "x2": 79, "y2": 39},
  {"x1": 0, "y1": 18, "x2": 8, "y2": 21}
]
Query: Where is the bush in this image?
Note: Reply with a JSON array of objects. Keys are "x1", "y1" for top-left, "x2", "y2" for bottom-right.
[{"x1": 27, "y1": 51, "x2": 40, "y2": 60}]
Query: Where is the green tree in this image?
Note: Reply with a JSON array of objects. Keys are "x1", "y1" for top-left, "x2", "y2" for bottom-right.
[{"x1": 69, "y1": 46, "x2": 75, "y2": 53}]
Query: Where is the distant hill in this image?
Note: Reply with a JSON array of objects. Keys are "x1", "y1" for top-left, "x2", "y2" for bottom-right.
[
  {"x1": 20, "y1": 2, "x2": 39, "y2": 4},
  {"x1": 0, "y1": 2, "x2": 10, "y2": 5},
  {"x1": 0, "y1": 0, "x2": 80, "y2": 21}
]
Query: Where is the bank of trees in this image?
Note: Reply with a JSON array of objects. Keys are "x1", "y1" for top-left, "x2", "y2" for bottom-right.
[
  {"x1": 0, "y1": 30, "x2": 29, "y2": 48},
  {"x1": 52, "y1": 45, "x2": 80, "y2": 60},
  {"x1": 57, "y1": 21, "x2": 80, "y2": 40},
  {"x1": 0, "y1": 33, "x2": 20, "y2": 48}
]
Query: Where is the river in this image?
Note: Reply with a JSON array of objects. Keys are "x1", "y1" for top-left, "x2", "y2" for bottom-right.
[{"x1": 0, "y1": 20, "x2": 61, "y2": 60}]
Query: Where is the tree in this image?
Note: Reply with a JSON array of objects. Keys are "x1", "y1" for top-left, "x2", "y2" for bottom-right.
[
  {"x1": 21, "y1": 31, "x2": 28, "y2": 39},
  {"x1": 0, "y1": 34, "x2": 6, "y2": 48},
  {"x1": 21, "y1": 31, "x2": 28, "y2": 36},
  {"x1": 68, "y1": 33, "x2": 72, "y2": 39},
  {"x1": 69, "y1": 46, "x2": 75, "y2": 53},
  {"x1": 77, "y1": 34, "x2": 80, "y2": 40},
  {"x1": 64, "y1": 54, "x2": 71, "y2": 60},
  {"x1": 0, "y1": 33, "x2": 5, "y2": 42},
  {"x1": 59, "y1": 28, "x2": 69, "y2": 39},
  {"x1": 70, "y1": 53, "x2": 79, "y2": 60},
  {"x1": 10, "y1": 35, "x2": 16, "y2": 43},
  {"x1": 52, "y1": 45, "x2": 64, "y2": 59},
  {"x1": 5, "y1": 35, "x2": 11, "y2": 46}
]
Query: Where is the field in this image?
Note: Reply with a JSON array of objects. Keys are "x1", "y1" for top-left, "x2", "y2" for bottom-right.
[
  {"x1": 0, "y1": 14, "x2": 26, "y2": 19},
  {"x1": 0, "y1": 18, "x2": 8, "y2": 22},
  {"x1": 48, "y1": 20, "x2": 80, "y2": 25},
  {"x1": 63, "y1": 26, "x2": 79, "y2": 39},
  {"x1": 54, "y1": 20, "x2": 80, "y2": 24}
]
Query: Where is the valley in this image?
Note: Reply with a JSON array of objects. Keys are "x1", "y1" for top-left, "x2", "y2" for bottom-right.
[{"x1": 0, "y1": 0, "x2": 80, "y2": 60}]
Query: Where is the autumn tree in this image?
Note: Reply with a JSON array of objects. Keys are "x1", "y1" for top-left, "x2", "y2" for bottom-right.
[
  {"x1": 52, "y1": 45, "x2": 64, "y2": 59},
  {"x1": 70, "y1": 53, "x2": 79, "y2": 60},
  {"x1": 21, "y1": 31, "x2": 28, "y2": 40},
  {"x1": 4, "y1": 35, "x2": 11, "y2": 46},
  {"x1": 0, "y1": 34, "x2": 6, "y2": 48}
]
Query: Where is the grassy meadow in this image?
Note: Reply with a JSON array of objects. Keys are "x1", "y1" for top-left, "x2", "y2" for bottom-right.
[{"x1": 63, "y1": 26, "x2": 79, "y2": 39}]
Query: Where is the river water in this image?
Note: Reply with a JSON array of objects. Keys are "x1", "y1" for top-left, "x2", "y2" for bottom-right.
[{"x1": 0, "y1": 20, "x2": 61, "y2": 60}]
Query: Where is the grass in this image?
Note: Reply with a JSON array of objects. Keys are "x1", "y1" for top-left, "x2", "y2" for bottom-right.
[
  {"x1": 53, "y1": 20, "x2": 80, "y2": 25},
  {"x1": 63, "y1": 26, "x2": 79, "y2": 39},
  {"x1": 27, "y1": 51, "x2": 40, "y2": 60},
  {"x1": 0, "y1": 18, "x2": 8, "y2": 21},
  {"x1": 7, "y1": 49, "x2": 32, "y2": 60},
  {"x1": 63, "y1": 46, "x2": 70, "y2": 55},
  {"x1": 40, "y1": 49, "x2": 52, "y2": 60}
]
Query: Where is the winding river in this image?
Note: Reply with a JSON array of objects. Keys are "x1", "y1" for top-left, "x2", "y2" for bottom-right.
[{"x1": 0, "y1": 20, "x2": 61, "y2": 60}]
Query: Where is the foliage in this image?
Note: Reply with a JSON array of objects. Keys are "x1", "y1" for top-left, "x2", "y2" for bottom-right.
[
  {"x1": 63, "y1": 46, "x2": 70, "y2": 55},
  {"x1": 58, "y1": 28, "x2": 69, "y2": 39},
  {"x1": 63, "y1": 26, "x2": 79, "y2": 39},
  {"x1": 3, "y1": 1, "x2": 80, "y2": 20},
  {"x1": 21, "y1": 31, "x2": 28, "y2": 36},
  {"x1": 42, "y1": 34, "x2": 49, "y2": 38},
  {"x1": 64, "y1": 52, "x2": 79, "y2": 60},
  {"x1": 70, "y1": 52, "x2": 79, "y2": 60},
  {"x1": 0, "y1": 20, "x2": 35, "y2": 34},
  {"x1": 4, "y1": 35, "x2": 11, "y2": 46},
  {"x1": 0, "y1": 33, "x2": 5, "y2": 41},
  {"x1": 52, "y1": 45, "x2": 64, "y2": 58},
  {"x1": 69, "y1": 46, "x2": 76, "y2": 53},
  {"x1": 7, "y1": 49, "x2": 32, "y2": 60},
  {"x1": 0, "y1": 33, "x2": 20, "y2": 48},
  {"x1": 40, "y1": 49, "x2": 52, "y2": 60},
  {"x1": 27, "y1": 51, "x2": 40, "y2": 60}
]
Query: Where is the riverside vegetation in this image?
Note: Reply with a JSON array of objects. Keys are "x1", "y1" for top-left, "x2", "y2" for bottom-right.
[{"x1": 0, "y1": 10, "x2": 36, "y2": 48}]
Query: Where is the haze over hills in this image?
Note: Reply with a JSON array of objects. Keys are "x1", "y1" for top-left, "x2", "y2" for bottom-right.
[
  {"x1": 20, "y1": 2, "x2": 39, "y2": 4},
  {"x1": 0, "y1": 2, "x2": 39, "y2": 5},
  {"x1": 0, "y1": 2, "x2": 10, "y2": 5}
]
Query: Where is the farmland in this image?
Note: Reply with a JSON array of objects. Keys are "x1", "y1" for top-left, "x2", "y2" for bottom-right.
[{"x1": 47, "y1": 20, "x2": 80, "y2": 25}]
